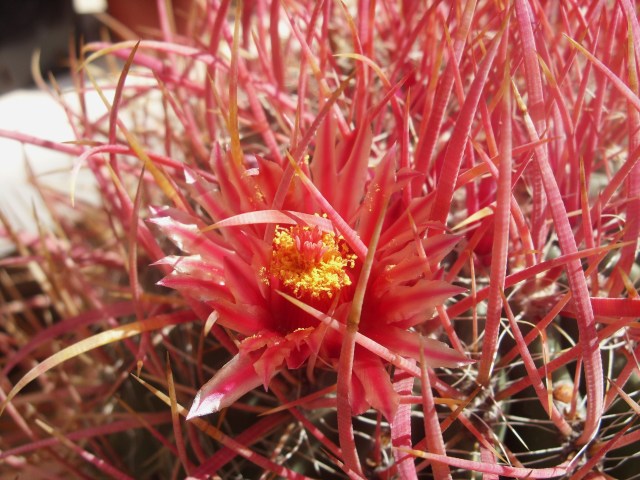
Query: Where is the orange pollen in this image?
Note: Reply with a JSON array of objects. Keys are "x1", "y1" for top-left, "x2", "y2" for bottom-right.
[{"x1": 267, "y1": 225, "x2": 356, "y2": 299}]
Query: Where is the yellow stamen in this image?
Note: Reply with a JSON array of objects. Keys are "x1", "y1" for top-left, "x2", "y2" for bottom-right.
[{"x1": 268, "y1": 225, "x2": 355, "y2": 299}]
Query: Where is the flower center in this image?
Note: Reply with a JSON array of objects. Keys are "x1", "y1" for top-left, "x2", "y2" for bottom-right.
[{"x1": 268, "y1": 225, "x2": 355, "y2": 300}]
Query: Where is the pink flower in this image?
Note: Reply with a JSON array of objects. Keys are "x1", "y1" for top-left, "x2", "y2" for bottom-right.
[{"x1": 152, "y1": 135, "x2": 470, "y2": 422}]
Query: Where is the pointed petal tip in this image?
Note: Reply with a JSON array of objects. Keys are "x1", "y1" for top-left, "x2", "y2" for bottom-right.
[
  {"x1": 186, "y1": 392, "x2": 222, "y2": 420},
  {"x1": 420, "y1": 337, "x2": 475, "y2": 368},
  {"x1": 148, "y1": 205, "x2": 169, "y2": 217},
  {"x1": 460, "y1": 355, "x2": 476, "y2": 366},
  {"x1": 186, "y1": 354, "x2": 264, "y2": 421},
  {"x1": 183, "y1": 167, "x2": 196, "y2": 184},
  {"x1": 148, "y1": 215, "x2": 170, "y2": 226},
  {"x1": 186, "y1": 406, "x2": 204, "y2": 421},
  {"x1": 186, "y1": 408, "x2": 206, "y2": 421}
]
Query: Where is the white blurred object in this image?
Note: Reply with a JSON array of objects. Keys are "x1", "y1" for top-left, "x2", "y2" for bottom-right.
[
  {"x1": 73, "y1": 0, "x2": 107, "y2": 14},
  {"x1": 0, "y1": 88, "x2": 73, "y2": 250},
  {"x1": 0, "y1": 0, "x2": 75, "y2": 93},
  {"x1": 0, "y1": 81, "x2": 107, "y2": 255}
]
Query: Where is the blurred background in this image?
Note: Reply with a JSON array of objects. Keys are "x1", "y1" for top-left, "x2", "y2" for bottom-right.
[
  {"x1": 0, "y1": 0, "x2": 194, "y2": 253},
  {"x1": 0, "y1": 0, "x2": 108, "y2": 94},
  {"x1": 0, "y1": 0, "x2": 107, "y2": 254}
]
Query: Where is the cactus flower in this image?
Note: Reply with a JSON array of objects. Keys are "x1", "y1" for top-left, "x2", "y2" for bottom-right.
[{"x1": 152, "y1": 138, "x2": 470, "y2": 422}]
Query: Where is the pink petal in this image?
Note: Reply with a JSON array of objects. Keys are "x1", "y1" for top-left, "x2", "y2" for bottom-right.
[
  {"x1": 254, "y1": 156, "x2": 283, "y2": 204},
  {"x1": 371, "y1": 327, "x2": 472, "y2": 368},
  {"x1": 303, "y1": 321, "x2": 335, "y2": 357},
  {"x1": 154, "y1": 255, "x2": 222, "y2": 279},
  {"x1": 253, "y1": 346, "x2": 289, "y2": 388},
  {"x1": 213, "y1": 210, "x2": 334, "y2": 231},
  {"x1": 239, "y1": 331, "x2": 283, "y2": 352},
  {"x1": 187, "y1": 354, "x2": 263, "y2": 419},
  {"x1": 356, "y1": 146, "x2": 397, "y2": 245},
  {"x1": 334, "y1": 125, "x2": 373, "y2": 220},
  {"x1": 380, "y1": 233, "x2": 461, "y2": 267},
  {"x1": 373, "y1": 256, "x2": 431, "y2": 294},
  {"x1": 158, "y1": 274, "x2": 232, "y2": 302},
  {"x1": 349, "y1": 373, "x2": 369, "y2": 417},
  {"x1": 182, "y1": 167, "x2": 230, "y2": 221},
  {"x1": 150, "y1": 216, "x2": 232, "y2": 267},
  {"x1": 375, "y1": 280, "x2": 466, "y2": 323},
  {"x1": 223, "y1": 254, "x2": 267, "y2": 307},
  {"x1": 379, "y1": 194, "x2": 435, "y2": 248},
  {"x1": 353, "y1": 353, "x2": 399, "y2": 421},
  {"x1": 211, "y1": 299, "x2": 269, "y2": 336},
  {"x1": 284, "y1": 328, "x2": 315, "y2": 369}
]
